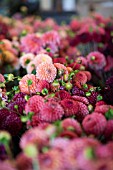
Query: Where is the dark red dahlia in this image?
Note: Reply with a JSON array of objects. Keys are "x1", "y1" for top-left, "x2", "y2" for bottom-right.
[
  {"x1": 0, "y1": 22, "x2": 9, "y2": 40},
  {"x1": 60, "y1": 99, "x2": 79, "y2": 117},
  {"x1": 102, "y1": 76, "x2": 113, "y2": 105},
  {"x1": 71, "y1": 86, "x2": 85, "y2": 96},
  {"x1": 7, "y1": 97, "x2": 26, "y2": 115},
  {"x1": 105, "y1": 76, "x2": 113, "y2": 88},
  {"x1": 55, "y1": 90, "x2": 71, "y2": 100},
  {"x1": 11, "y1": 92, "x2": 26, "y2": 101},
  {"x1": 104, "y1": 120, "x2": 113, "y2": 140},
  {"x1": 0, "y1": 108, "x2": 22, "y2": 136},
  {"x1": 87, "y1": 91, "x2": 100, "y2": 106}
]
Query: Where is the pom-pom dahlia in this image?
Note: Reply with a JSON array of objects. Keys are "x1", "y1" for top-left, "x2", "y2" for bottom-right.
[
  {"x1": 61, "y1": 118, "x2": 82, "y2": 136},
  {"x1": 39, "y1": 149, "x2": 64, "y2": 170},
  {"x1": 25, "y1": 95, "x2": 44, "y2": 115},
  {"x1": 86, "y1": 51, "x2": 106, "y2": 70},
  {"x1": 36, "y1": 62, "x2": 57, "y2": 83},
  {"x1": 20, "y1": 33, "x2": 43, "y2": 54},
  {"x1": 60, "y1": 99, "x2": 79, "y2": 117},
  {"x1": 82, "y1": 112, "x2": 107, "y2": 136},
  {"x1": 0, "y1": 108, "x2": 22, "y2": 136},
  {"x1": 39, "y1": 101, "x2": 64, "y2": 122},
  {"x1": 20, "y1": 53, "x2": 34, "y2": 68},
  {"x1": 55, "y1": 90, "x2": 71, "y2": 100},
  {"x1": 34, "y1": 53, "x2": 52, "y2": 65},
  {"x1": 19, "y1": 74, "x2": 39, "y2": 94},
  {"x1": 20, "y1": 127, "x2": 48, "y2": 149}
]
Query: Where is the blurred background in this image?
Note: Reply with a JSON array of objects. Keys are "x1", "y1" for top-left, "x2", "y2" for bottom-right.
[{"x1": 0, "y1": 0, "x2": 113, "y2": 23}]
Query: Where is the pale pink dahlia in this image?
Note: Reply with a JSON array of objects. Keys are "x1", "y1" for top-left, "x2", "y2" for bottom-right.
[
  {"x1": 20, "y1": 53, "x2": 34, "y2": 68},
  {"x1": 20, "y1": 33, "x2": 43, "y2": 54},
  {"x1": 19, "y1": 74, "x2": 39, "y2": 94},
  {"x1": 36, "y1": 62, "x2": 57, "y2": 83},
  {"x1": 26, "y1": 60, "x2": 36, "y2": 74},
  {"x1": 33, "y1": 53, "x2": 52, "y2": 66},
  {"x1": 86, "y1": 51, "x2": 106, "y2": 70}
]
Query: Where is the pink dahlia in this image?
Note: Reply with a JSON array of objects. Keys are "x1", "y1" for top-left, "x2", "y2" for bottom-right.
[
  {"x1": 82, "y1": 112, "x2": 107, "y2": 136},
  {"x1": 36, "y1": 80, "x2": 50, "y2": 93},
  {"x1": 39, "y1": 149, "x2": 64, "y2": 170},
  {"x1": 33, "y1": 53, "x2": 52, "y2": 65},
  {"x1": 20, "y1": 53, "x2": 34, "y2": 68},
  {"x1": 95, "y1": 104, "x2": 113, "y2": 115},
  {"x1": 60, "y1": 99, "x2": 79, "y2": 117},
  {"x1": 76, "y1": 56, "x2": 88, "y2": 68},
  {"x1": 20, "y1": 127, "x2": 48, "y2": 149},
  {"x1": 86, "y1": 51, "x2": 106, "y2": 70},
  {"x1": 25, "y1": 95, "x2": 44, "y2": 115},
  {"x1": 0, "y1": 161, "x2": 16, "y2": 170},
  {"x1": 19, "y1": 74, "x2": 39, "y2": 95},
  {"x1": 36, "y1": 62, "x2": 57, "y2": 83},
  {"x1": 83, "y1": 71, "x2": 92, "y2": 81},
  {"x1": 72, "y1": 95, "x2": 89, "y2": 105},
  {"x1": 61, "y1": 118, "x2": 82, "y2": 136},
  {"x1": 50, "y1": 137, "x2": 70, "y2": 151},
  {"x1": 42, "y1": 30, "x2": 60, "y2": 53},
  {"x1": 39, "y1": 101, "x2": 64, "y2": 122},
  {"x1": 54, "y1": 63, "x2": 67, "y2": 73},
  {"x1": 73, "y1": 71, "x2": 88, "y2": 86},
  {"x1": 20, "y1": 33, "x2": 43, "y2": 54},
  {"x1": 76, "y1": 102, "x2": 89, "y2": 122}
]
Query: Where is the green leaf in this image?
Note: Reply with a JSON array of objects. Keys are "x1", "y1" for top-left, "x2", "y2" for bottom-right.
[
  {"x1": 0, "y1": 41, "x2": 4, "y2": 44},
  {"x1": 97, "y1": 95, "x2": 103, "y2": 101},
  {"x1": 21, "y1": 115, "x2": 29, "y2": 123},
  {"x1": 12, "y1": 86, "x2": 19, "y2": 91},
  {"x1": 24, "y1": 95, "x2": 30, "y2": 101},
  {"x1": 0, "y1": 83, "x2": 5, "y2": 88},
  {"x1": 41, "y1": 88, "x2": 48, "y2": 95},
  {"x1": 105, "y1": 108, "x2": 113, "y2": 120},
  {"x1": 84, "y1": 147, "x2": 95, "y2": 160},
  {"x1": 46, "y1": 48, "x2": 51, "y2": 52},
  {"x1": 28, "y1": 112, "x2": 34, "y2": 120},
  {"x1": 27, "y1": 79, "x2": 32, "y2": 86},
  {"x1": 14, "y1": 105, "x2": 18, "y2": 109},
  {"x1": 31, "y1": 69, "x2": 36, "y2": 75}
]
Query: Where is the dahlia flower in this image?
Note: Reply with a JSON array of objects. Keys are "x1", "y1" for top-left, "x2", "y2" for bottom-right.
[
  {"x1": 36, "y1": 62, "x2": 57, "y2": 83},
  {"x1": 19, "y1": 74, "x2": 39, "y2": 94},
  {"x1": 34, "y1": 53, "x2": 52, "y2": 66},
  {"x1": 20, "y1": 33, "x2": 43, "y2": 54},
  {"x1": 20, "y1": 53, "x2": 34, "y2": 68},
  {"x1": 86, "y1": 51, "x2": 106, "y2": 70}
]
